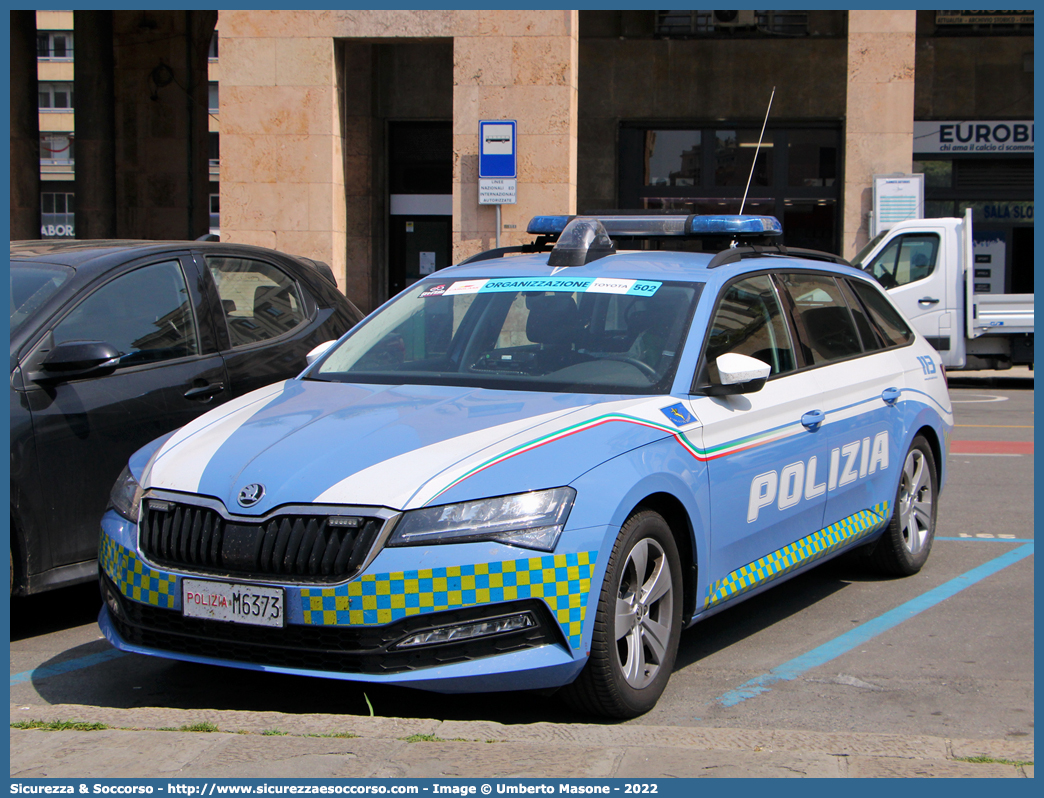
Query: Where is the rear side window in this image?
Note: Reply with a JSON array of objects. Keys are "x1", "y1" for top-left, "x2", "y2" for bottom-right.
[
  {"x1": 702, "y1": 274, "x2": 796, "y2": 381},
  {"x1": 848, "y1": 279, "x2": 914, "y2": 347},
  {"x1": 777, "y1": 273, "x2": 862, "y2": 366},
  {"x1": 207, "y1": 257, "x2": 306, "y2": 347}
]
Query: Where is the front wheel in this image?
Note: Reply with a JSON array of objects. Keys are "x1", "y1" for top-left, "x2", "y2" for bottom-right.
[
  {"x1": 562, "y1": 509, "x2": 683, "y2": 718},
  {"x1": 868, "y1": 435, "x2": 938, "y2": 576}
]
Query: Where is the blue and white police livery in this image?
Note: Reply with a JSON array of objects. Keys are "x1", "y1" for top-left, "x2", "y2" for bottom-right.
[{"x1": 99, "y1": 214, "x2": 953, "y2": 718}]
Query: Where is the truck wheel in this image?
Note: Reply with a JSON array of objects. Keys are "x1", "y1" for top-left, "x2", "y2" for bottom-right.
[
  {"x1": 868, "y1": 435, "x2": 938, "y2": 576},
  {"x1": 562, "y1": 509, "x2": 682, "y2": 719}
]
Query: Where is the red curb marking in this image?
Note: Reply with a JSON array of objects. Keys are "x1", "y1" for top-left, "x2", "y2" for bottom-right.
[{"x1": 951, "y1": 440, "x2": 1033, "y2": 455}]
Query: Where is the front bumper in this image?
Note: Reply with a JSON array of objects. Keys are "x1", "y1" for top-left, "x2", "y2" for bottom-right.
[{"x1": 98, "y1": 510, "x2": 603, "y2": 692}]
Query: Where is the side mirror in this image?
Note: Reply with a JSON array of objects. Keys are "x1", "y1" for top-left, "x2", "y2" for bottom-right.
[
  {"x1": 305, "y1": 340, "x2": 336, "y2": 366},
  {"x1": 700, "y1": 353, "x2": 771, "y2": 396},
  {"x1": 32, "y1": 341, "x2": 121, "y2": 382}
]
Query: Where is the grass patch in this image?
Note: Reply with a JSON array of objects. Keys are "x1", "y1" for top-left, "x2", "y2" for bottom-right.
[
  {"x1": 11, "y1": 719, "x2": 108, "y2": 732},
  {"x1": 402, "y1": 733, "x2": 446, "y2": 743},
  {"x1": 179, "y1": 721, "x2": 219, "y2": 733},
  {"x1": 306, "y1": 732, "x2": 359, "y2": 739},
  {"x1": 954, "y1": 755, "x2": 1033, "y2": 767},
  {"x1": 261, "y1": 729, "x2": 289, "y2": 736}
]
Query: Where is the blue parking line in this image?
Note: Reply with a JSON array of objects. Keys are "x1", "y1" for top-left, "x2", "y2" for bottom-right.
[
  {"x1": 10, "y1": 649, "x2": 128, "y2": 687},
  {"x1": 715, "y1": 543, "x2": 1034, "y2": 708},
  {"x1": 936, "y1": 536, "x2": 1034, "y2": 543}
]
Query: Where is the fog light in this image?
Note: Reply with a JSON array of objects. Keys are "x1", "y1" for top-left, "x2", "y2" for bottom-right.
[
  {"x1": 101, "y1": 578, "x2": 124, "y2": 621},
  {"x1": 394, "y1": 613, "x2": 535, "y2": 649}
]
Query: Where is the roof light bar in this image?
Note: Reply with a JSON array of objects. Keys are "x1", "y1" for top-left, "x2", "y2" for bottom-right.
[
  {"x1": 527, "y1": 213, "x2": 782, "y2": 238},
  {"x1": 689, "y1": 215, "x2": 782, "y2": 236}
]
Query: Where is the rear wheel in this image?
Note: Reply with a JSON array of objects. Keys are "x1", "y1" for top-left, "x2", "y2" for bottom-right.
[
  {"x1": 562, "y1": 509, "x2": 683, "y2": 718},
  {"x1": 868, "y1": 435, "x2": 937, "y2": 576}
]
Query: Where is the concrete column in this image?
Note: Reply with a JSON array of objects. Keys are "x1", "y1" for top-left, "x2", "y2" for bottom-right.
[
  {"x1": 109, "y1": 11, "x2": 214, "y2": 240},
  {"x1": 10, "y1": 10, "x2": 40, "y2": 240},
  {"x1": 843, "y1": 10, "x2": 917, "y2": 259},
  {"x1": 74, "y1": 10, "x2": 117, "y2": 239},
  {"x1": 452, "y1": 11, "x2": 579, "y2": 262},
  {"x1": 218, "y1": 12, "x2": 349, "y2": 297}
]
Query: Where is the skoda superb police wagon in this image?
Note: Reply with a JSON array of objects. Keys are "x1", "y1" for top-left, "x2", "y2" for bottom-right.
[{"x1": 99, "y1": 214, "x2": 952, "y2": 718}]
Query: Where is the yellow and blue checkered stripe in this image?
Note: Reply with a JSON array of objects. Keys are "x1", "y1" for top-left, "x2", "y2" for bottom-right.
[
  {"x1": 99, "y1": 534, "x2": 597, "y2": 651},
  {"x1": 704, "y1": 502, "x2": 890, "y2": 609},
  {"x1": 99, "y1": 535, "x2": 177, "y2": 609},
  {"x1": 301, "y1": 552, "x2": 597, "y2": 650}
]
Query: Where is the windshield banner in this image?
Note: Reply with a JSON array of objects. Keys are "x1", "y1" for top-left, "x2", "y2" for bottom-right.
[{"x1": 423, "y1": 277, "x2": 662, "y2": 298}]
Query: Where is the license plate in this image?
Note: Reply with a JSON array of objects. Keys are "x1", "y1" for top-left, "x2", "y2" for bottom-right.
[{"x1": 182, "y1": 579, "x2": 284, "y2": 627}]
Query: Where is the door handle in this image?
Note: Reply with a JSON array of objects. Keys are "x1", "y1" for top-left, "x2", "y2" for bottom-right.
[
  {"x1": 881, "y1": 387, "x2": 901, "y2": 406},
  {"x1": 917, "y1": 297, "x2": 941, "y2": 306},
  {"x1": 801, "y1": 409, "x2": 825, "y2": 431},
  {"x1": 184, "y1": 381, "x2": 225, "y2": 401}
]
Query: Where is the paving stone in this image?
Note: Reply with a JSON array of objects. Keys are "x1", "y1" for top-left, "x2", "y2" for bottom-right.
[
  {"x1": 847, "y1": 756, "x2": 1022, "y2": 778},
  {"x1": 615, "y1": 747, "x2": 842, "y2": 778},
  {"x1": 372, "y1": 740, "x2": 622, "y2": 778},
  {"x1": 181, "y1": 734, "x2": 403, "y2": 778},
  {"x1": 10, "y1": 729, "x2": 225, "y2": 778}
]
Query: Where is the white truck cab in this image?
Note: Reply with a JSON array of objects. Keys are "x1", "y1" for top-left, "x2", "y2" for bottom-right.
[{"x1": 855, "y1": 209, "x2": 1034, "y2": 371}]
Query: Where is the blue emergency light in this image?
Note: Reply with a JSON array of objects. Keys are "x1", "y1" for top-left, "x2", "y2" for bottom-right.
[{"x1": 527, "y1": 214, "x2": 782, "y2": 238}]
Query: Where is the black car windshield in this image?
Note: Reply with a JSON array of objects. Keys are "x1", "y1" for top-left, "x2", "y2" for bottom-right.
[
  {"x1": 10, "y1": 261, "x2": 74, "y2": 337},
  {"x1": 311, "y1": 277, "x2": 703, "y2": 394}
]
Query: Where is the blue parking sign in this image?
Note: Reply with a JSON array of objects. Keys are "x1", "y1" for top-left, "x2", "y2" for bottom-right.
[{"x1": 479, "y1": 120, "x2": 516, "y2": 178}]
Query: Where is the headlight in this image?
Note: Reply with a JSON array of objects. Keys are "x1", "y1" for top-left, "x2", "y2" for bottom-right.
[
  {"x1": 109, "y1": 465, "x2": 142, "y2": 523},
  {"x1": 387, "y1": 487, "x2": 575, "y2": 552}
]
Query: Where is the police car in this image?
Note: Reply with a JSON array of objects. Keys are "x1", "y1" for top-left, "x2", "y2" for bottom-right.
[{"x1": 99, "y1": 214, "x2": 952, "y2": 718}]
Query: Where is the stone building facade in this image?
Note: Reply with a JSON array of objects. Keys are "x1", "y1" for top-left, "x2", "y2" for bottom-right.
[{"x1": 11, "y1": 10, "x2": 1033, "y2": 312}]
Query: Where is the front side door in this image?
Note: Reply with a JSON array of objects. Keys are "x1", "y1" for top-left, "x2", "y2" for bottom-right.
[
  {"x1": 20, "y1": 256, "x2": 229, "y2": 573},
  {"x1": 690, "y1": 273, "x2": 827, "y2": 611}
]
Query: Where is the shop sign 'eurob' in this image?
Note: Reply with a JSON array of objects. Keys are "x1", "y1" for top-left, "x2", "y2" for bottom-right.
[{"x1": 914, "y1": 120, "x2": 1034, "y2": 155}]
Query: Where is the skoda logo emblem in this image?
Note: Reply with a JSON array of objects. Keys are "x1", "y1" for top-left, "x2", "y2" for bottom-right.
[{"x1": 238, "y1": 483, "x2": 265, "y2": 508}]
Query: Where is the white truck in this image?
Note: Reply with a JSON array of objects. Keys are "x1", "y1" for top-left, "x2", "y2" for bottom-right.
[{"x1": 853, "y1": 209, "x2": 1033, "y2": 371}]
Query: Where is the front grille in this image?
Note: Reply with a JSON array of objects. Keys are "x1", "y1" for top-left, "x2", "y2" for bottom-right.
[
  {"x1": 102, "y1": 573, "x2": 563, "y2": 675},
  {"x1": 139, "y1": 500, "x2": 383, "y2": 583}
]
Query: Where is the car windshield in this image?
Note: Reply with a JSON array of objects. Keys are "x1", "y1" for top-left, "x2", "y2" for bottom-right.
[
  {"x1": 311, "y1": 276, "x2": 703, "y2": 394},
  {"x1": 10, "y1": 261, "x2": 74, "y2": 337}
]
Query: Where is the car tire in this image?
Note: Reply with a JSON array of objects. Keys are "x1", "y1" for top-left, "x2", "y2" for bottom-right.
[
  {"x1": 867, "y1": 435, "x2": 938, "y2": 576},
  {"x1": 562, "y1": 509, "x2": 683, "y2": 719}
]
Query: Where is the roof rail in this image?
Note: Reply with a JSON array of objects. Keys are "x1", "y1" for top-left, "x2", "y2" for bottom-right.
[
  {"x1": 707, "y1": 244, "x2": 852, "y2": 269},
  {"x1": 457, "y1": 238, "x2": 555, "y2": 265}
]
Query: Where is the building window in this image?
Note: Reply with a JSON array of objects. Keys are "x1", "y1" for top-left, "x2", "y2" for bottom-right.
[
  {"x1": 208, "y1": 31, "x2": 219, "y2": 60},
  {"x1": 41, "y1": 192, "x2": 75, "y2": 239},
  {"x1": 933, "y1": 10, "x2": 1033, "y2": 34},
  {"x1": 37, "y1": 31, "x2": 73, "y2": 60},
  {"x1": 756, "y1": 10, "x2": 810, "y2": 36},
  {"x1": 654, "y1": 10, "x2": 808, "y2": 36},
  {"x1": 40, "y1": 133, "x2": 74, "y2": 165},
  {"x1": 208, "y1": 83, "x2": 219, "y2": 114},
  {"x1": 208, "y1": 132, "x2": 220, "y2": 166},
  {"x1": 39, "y1": 82, "x2": 75, "y2": 112},
  {"x1": 209, "y1": 193, "x2": 220, "y2": 233},
  {"x1": 619, "y1": 124, "x2": 840, "y2": 253}
]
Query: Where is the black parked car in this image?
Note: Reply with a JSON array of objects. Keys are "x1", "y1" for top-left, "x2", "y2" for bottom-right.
[{"x1": 10, "y1": 240, "x2": 364, "y2": 595}]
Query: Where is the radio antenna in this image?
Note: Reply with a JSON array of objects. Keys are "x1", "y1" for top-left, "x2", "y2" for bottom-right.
[{"x1": 739, "y1": 86, "x2": 776, "y2": 216}]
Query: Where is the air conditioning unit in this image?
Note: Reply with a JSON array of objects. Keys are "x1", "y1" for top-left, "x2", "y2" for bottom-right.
[{"x1": 713, "y1": 10, "x2": 757, "y2": 28}]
